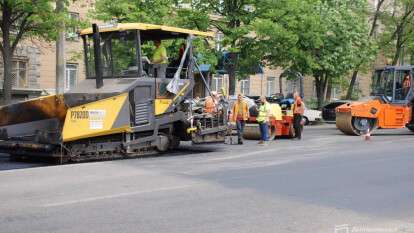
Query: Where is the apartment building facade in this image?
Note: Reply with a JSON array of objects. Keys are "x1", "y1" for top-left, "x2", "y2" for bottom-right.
[{"x1": 0, "y1": 1, "x2": 94, "y2": 102}]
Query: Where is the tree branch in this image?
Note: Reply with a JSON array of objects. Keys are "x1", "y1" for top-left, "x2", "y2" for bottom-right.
[
  {"x1": 10, "y1": 11, "x2": 26, "y2": 24},
  {"x1": 11, "y1": 13, "x2": 32, "y2": 52},
  {"x1": 369, "y1": 0, "x2": 385, "y2": 36}
]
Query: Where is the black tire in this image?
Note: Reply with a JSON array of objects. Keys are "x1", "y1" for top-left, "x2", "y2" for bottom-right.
[
  {"x1": 351, "y1": 117, "x2": 376, "y2": 135},
  {"x1": 407, "y1": 125, "x2": 414, "y2": 133}
]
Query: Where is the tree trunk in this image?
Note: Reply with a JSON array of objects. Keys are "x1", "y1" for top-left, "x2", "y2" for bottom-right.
[
  {"x1": 346, "y1": 69, "x2": 359, "y2": 99},
  {"x1": 55, "y1": 0, "x2": 65, "y2": 94},
  {"x1": 2, "y1": 46, "x2": 13, "y2": 105},
  {"x1": 1, "y1": 3, "x2": 13, "y2": 105},
  {"x1": 325, "y1": 78, "x2": 332, "y2": 102},
  {"x1": 228, "y1": 67, "x2": 236, "y2": 96},
  {"x1": 392, "y1": 44, "x2": 402, "y2": 66},
  {"x1": 226, "y1": 52, "x2": 238, "y2": 96},
  {"x1": 315, "y1": 75, "x2": 328, "y2": 110}
]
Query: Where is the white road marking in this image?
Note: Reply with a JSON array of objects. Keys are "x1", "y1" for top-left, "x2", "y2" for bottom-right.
[{"x1": 43, "y1": 184, "x2": 194, "y2": 208}]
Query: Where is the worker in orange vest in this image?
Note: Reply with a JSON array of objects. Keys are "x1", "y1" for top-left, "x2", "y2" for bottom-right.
[
  {"x1": 403, "y1": 71, "x2": 411, "y2": 97},
  {"x1": 232, "y1": 94, "x2": 249, "y2": 144},
  {"x1": 292, "y1": 92, "x2": 305, "y2": 140},
  {"x1": 204, "y1": 91, "x2": 219, "y2": 114}
]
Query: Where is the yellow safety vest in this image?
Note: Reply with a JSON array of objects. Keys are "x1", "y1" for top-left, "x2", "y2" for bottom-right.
[
  {"x1": 257, "y1": 102, "x2": 270, "y2": 123},
  {"x1": 152, "y1": 45, "x2": 168, "y2": 64}
]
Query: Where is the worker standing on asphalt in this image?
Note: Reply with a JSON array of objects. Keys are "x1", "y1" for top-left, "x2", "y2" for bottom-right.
[
  {"x1": 292, "y1": 92, "x2": 305, "y2": 140},
  {"x1": 232, "y1": 94, "x2": 249, "y2": 144},
  {"x1": 204, "y1": 91, "x2": 219, "y2": 114},
  {"x1": 257, "y1": 96, "x2": 271, "y2": 145}
]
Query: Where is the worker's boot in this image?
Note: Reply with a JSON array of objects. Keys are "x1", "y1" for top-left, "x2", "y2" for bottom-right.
[{"x1": 238, "y1": 137, "x2": 243, "y2": 145}]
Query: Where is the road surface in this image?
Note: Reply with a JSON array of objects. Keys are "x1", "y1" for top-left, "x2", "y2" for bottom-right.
[{"x1": 1, "y1": 125, "x2": 414, "y2": 233}]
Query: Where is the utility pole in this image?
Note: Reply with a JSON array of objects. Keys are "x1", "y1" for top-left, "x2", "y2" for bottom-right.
[{"x1": 55, "y1": 0, "x2": 65, "y2": 94}]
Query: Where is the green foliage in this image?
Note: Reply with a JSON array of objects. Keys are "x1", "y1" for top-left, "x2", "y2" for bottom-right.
[
  {"x1": 0, "y1": 0, "x2": 64, "y2": 43},
  {"x1": 250, "y1": 0, "x2": 373, "y2": 108},
  {"x1": 0, "y1": 0, "x2": 74, "y2": 104},
  {"x1": 93, "y1": 0, "x2": 218, "y2": 71},
  {"x1": 378, "y1": 0, "x2": 414, "y2": 65},
  {"x1": 92, "y1": 0, "x2": 174, "y2": 24}
]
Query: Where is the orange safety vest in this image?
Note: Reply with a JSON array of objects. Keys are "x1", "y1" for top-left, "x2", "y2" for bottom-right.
[
  {"x1": 204, "y1": 97, "x2": 217, "y2": 113},
  {"x1": 293, "y1": 97, "x2": 305, "y2": 115},
  {"x1": 232, "y1": 101, "x2": 249, "y2": 122}
]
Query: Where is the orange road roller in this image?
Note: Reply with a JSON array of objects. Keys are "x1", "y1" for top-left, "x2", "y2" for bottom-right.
[{"x1": 336, "y1": 65, "x2": 414, "y2": 135}]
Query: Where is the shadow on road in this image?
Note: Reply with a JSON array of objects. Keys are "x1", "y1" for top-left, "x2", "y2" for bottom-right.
[
  {"x1": 0, "y1": 154, "x2": 49, "y2": 171},
  {"x1": 0, "y1": 144, "x2": 222, "y2": 171}
]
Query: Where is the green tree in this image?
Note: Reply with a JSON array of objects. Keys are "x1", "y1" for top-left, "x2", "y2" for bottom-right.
[
  {"x1": 345, "y1": 0, "x2": 385, "y2": 99},
  {"x1": 93, "y1": 0, "x2": 218, "y2": 77},
  {"x1": 185, "y1": 0, "x2": 263, "y2": 95},
  {"x1": 0, "y1": 0, "x2": 64, "y2": 104},
  {"x1": 312, "y1": 0, "x2": 372, "y2": 107},
  {"x1": 253, "y1": 0, "x2": 372, "y2": 108},
  {"x1": 379, "y1": 0, "x2": 414, "y2": 65},
  {"x1": 93, "y1": 0, "x2": 174, "y2": 24}
]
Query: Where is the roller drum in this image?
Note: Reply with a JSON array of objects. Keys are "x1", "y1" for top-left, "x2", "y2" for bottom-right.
[
  {"x1": 336, "y1": 112, "x2": 376, "y2": 136},
  {"x1": 336, "y1": 111, "x2": 358, "y2": 135},
  {"x1": 243, "y1": 124, "x2": 261, "y2": 140},
  {"x1": 243, "y1": 123, "x2": 276, "y2": 140}
]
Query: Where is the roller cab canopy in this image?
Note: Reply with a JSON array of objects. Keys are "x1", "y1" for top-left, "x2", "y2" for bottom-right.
[{"x1": 80, "y1": 23, "x2": 214, "y2": 40}]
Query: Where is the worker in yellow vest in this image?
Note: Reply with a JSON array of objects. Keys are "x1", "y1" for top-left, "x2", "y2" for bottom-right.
[
  {"x1": 152, "y1": 40, "x2": 168, "y2": 78},
  {"x1": 232, "y1": 94, "x2": 249, "y2": 144},
  {"x1": 257, "y1": 96, "x2": 271, "y2": 145}
]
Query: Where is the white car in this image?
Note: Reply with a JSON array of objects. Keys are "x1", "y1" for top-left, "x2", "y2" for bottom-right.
[{"x1": 303, "y1": 107, "x2": 322, "y2": 125}]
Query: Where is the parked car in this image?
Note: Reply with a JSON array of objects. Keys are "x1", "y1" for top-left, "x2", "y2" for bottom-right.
[
  {"x1": 303, "y1": 107, "x2": 322, "y2": 125},
  {"x1": 279, "y1": 99, "x2": 321, "y2": 125},
  {"x1": 322, "y1": 100, "x2": 351, "y2": 122}
]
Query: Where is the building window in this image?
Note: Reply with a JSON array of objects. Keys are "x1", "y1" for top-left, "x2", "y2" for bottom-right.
[
  {"x1": 312, "y1": 80, "x2": 317, "y2": 98},
  {"x1": 65, "y1": 63, "x2": 78, "y2": 91},
  {"x1": 215, "y1": 32, "x2": 224, "y2": 51},
  {"x1": 331, "y1": 87, "x2": 342, "y2": 99},
  {"x1": 240, "y1": 78, "x2": 250, "y2": 95},
  {"x1": 211, "y1": 74, "x2": 224, "y2": 92},
  {"x1": 286, "y1": 78, "x2": 300, "y2": 97},
  {"x1": 12, "y1": 59, "x2": 28, "y2": 88},
  {"x1": 66, "y1": 12, "x2": 80, "y2": 40},
  {"x1": 267, "y1": 77, "x2": 276, "y2": 96}
]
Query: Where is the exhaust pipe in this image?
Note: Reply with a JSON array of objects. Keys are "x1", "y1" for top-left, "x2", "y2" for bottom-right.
[{"x1": 92, "y1": 23, "x2": 103, "y2": 89}]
